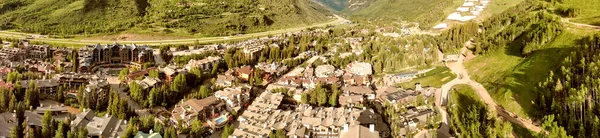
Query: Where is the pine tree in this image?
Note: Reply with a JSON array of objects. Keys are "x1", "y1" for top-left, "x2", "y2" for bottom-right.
[
  {"x1": 54, "y1": 121, "x2": 65, "y2": 138},
  {"x1": 76, "y1": 127, "x2": 88, "y2": 138},
  {"x1": 329, "y1": 83, "x2": 339, "y2": 107},
  {"x1": 190, "y1": 118, "x2": 204, "y2": 137},
  {"x1": 25, "y1": 81, "x2": 39, "y2": 109},
  {"x1": 42, "y1": 111, "x2": 54, "y2": 138}
]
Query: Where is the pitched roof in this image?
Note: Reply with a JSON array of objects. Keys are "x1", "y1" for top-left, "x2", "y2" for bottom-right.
[
  {"x1": 183, "y1": 96, "x2": 219, "y2": 112},
  {"x1": 339, "y1": 125, "x2": 380, "y2": 138}
]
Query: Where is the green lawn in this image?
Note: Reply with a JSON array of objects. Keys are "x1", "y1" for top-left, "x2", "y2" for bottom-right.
[
  {"x1": 396, "y1": 67, "x2": 456, "y2": 89},
  {"x1": 563, "y1": 0, "x2": 600, "y2": 26},
  {"x1": 464, "y1": 30, "x2": 585, "y2": 119}
]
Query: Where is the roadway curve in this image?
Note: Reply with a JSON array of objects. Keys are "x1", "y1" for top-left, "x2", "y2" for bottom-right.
[
  {"x1": 0, "y1": 15, "x2": 349, "y2": 46},
  {"x1": 437, "y1": 46, "x2": 543, "y2": 133},
  {"x1": 562, "y1": 18, "x2": 600, "y2": 30}
]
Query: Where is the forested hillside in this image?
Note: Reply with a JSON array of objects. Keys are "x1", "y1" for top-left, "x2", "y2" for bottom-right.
[
  {"x1": 0, "y1": 0, "x2": 331, "y2": 36},
  {"x1": 316, "y1": 0, "x2": 458, "y2": 29},
  {"x1": 314, "y1": 0, "x2": 373, "y2": 11},
  {"x1": 535, "y1": 33, "x2": 600, "y2": 137}
]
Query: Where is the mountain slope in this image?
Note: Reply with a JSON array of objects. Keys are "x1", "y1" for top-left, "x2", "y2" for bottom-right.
[
  {"x1": 0, "y1": 0, "x2": 331, "y2": 36},
  {"x1": 316, "y1": 0, "x2": 456, "y2": 28},
  {"x1": 314, "y1": 0, "x2": 373, "y2": 11}
]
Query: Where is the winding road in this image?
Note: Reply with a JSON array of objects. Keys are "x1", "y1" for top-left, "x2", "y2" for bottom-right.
[{"x1": 437, "y1": 46, "x2": 543, "y2": 133}]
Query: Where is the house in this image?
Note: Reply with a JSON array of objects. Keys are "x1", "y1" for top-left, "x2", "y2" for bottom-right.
[
  {"x1": 160, "y1": 66, "x2": 186, "y2": 83},
  {"x1": 339, "y1": 95, "x2": 364, "y2": 107},
  {"x1": 0, "y1": 111, "x2": 44, "y2": 137},
  {"x1": 232, "y1": 92, "x2": 285, "y2": 138},
  {"x1": 0, "y1": 81, "x2": 14, "y2": 90},
  {"x1": 0, "y1": 67, "x2": 11, "y2": 80},
  {"x1": 255, "y1": 62, "x2": 288, "y2": 77},
  {"x1": 345, "y1": 62, "x2": 372, "y2": 76},
  {"x1": 215, "y1": 74, "x2": 237, "y2": 88},
  {"x1": 185, "y1": 56, "x2": 222, "y2": 71},
  {"x1": 214, "y1": 86, "x2": 251, "y2": 111},
  {"x1": 296, "y1": 105, "x2": 367, "y2": 137},
  {"x1": 315, "y1": 64, "x2": 335, "y2": 78},
  {"x1": 170, "y1": 96, "x2": 227, "y2": 127},
  {"x1": 376, "y1": 86, "x2": 418, "y2": 105},
  {"x1": 71, "y1": 110, "x2": 127, "y2": 138},
  {"x1": 236, "y1": 66, "x2": 253, "y2": 81},
  {"x1": 341, "y1": 86, "x2": 376, "y2": 100},
  {"x1": 134, "y1": 131, "x2": 163, "y2": 138},
  {"x1": 20, "y1": 79, "x2": 60, "y2": 98},
  {"x1": 356, "y1": 109, "x2": 390, "y2": 138},
  {"x1": 338, "y1": 125, "x2": 380, "y2": 138},
  {"x1": 85, "y1": 77, "x2": 111, "y2": 102},
  {"x1": 134, "y1": 76, "x2": 161, "y2": 91},
  {"x1": 126, "y1": 67, "x2": 158, "y2": 81},
  {"x1": 343, "y1": 74, "x2": 371, "y2": 86}
]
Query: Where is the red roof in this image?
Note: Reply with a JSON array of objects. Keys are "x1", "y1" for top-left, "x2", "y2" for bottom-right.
[
  {"x1": 0, "y1": 67, "x2": 11, "y2": 74},
  {"x1": 127, "y1": 67, "x2": 157, "y2": 80},
  {"x1": 237, "y1": 66, "x2": 253, "y2": 75},
  {"x1": 0, "y1": 81, "x2": 14, "y2": 90}
]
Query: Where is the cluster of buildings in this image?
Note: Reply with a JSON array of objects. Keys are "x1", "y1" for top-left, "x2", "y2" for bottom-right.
[
  {"x1": 78, "y1": 43, "x2": 154, "y2": 72},
  {"x1": 0, "y1": 42, "x2": 52, "y2": 61},
  {"x1": 269, "y1": 61, "x2": 375, "y2": 106},
  {"x1": 230, "y1": 92, "x2": 388, "y2": 138},
  {"x1": 0, "y1": 102, "x2": 71, "y2": 137},
  {"x1": 447, "y1": 0, "x2": 490, "y2": 22},
  {"x1": 170, "y1": 86, "x2": 251, "y2": 130},
  {"x1": 434, "y1": 0, "x2": 491, "y2": 29},
  {"x1": 185, "y1": 56, "x2": 222, "y2": 71}
]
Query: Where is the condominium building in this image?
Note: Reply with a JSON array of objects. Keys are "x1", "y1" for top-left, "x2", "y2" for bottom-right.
[{"x1": 78, "y1": 43, "x2": 154, "y2": 72}]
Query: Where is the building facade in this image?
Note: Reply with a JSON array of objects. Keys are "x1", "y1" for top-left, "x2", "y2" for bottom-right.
[{"x1": 79, "y1": 43, "x2": 154, "y2": 72}]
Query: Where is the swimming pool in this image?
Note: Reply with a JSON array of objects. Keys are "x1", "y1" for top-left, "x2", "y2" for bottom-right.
[{"x1": 216, "y1": 117, "x2": 227, "y2": 124}]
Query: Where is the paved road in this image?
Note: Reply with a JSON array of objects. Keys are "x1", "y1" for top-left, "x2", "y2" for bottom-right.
[
  {"x1": 153, "y1": 49, "x2": 165, "y2": 65},
  {"x1": 0, "y1": 15, "x2": 348, "y2": 46},
  {"x1": 438, "y1": 46, "x2": 543, "y2": 133}
]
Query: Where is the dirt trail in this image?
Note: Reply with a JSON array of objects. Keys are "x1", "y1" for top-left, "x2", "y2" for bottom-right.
[
  {"x1": 438, "y1": 45, "x2": 543, "y2": 133},
  {"x1": 562, "y1": 18, "x2": 600, "y2": 30}
]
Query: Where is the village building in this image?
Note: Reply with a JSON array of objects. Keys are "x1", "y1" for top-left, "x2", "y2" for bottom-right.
[
  {"x1": 215, "y1": 74, "x2": 237, "y2": 88},
  {"x1": 342, "y1": 73, "x2": 371, "y2": 86},
  {"x1": 315, "y1": 64, "x2": 336, "y2": 78},
  {"x1": 131, "y1": 76, "x2": 161, "y2": 91},
  {"x1": 215, "y1": 86, "x2": 251, "y2": 112},
  {"x1": 185, "y1": 56, "x2": 222, "y2": 71},
  {"x1": 71, "y1": 110, "x2": 127, "y2": 138},
  {"x1": 170, "y1": 96, "x2": 228, "y2": 128},
  {"x1": 134, "y1": 131, "x2": 163, "y2": 138},
  {"x1": 20, "y1": 79, "x2": 60, "y2": 99},
  {"x1": 0, "y1": 111, "x2": 43, "y2": 137},
  {"x1": 235, "y1": 66, "x2": 254, "y2": 81},
  {"x1": 242, "y1": 45, "x2": 265, "y2": 59},
  {"x1": 231, "y1": 92, "x2": 285, "y2": 138},
  {"x1": 160, "y1": 65, "x2": 186, "y2": 83},
  {"x1": 78, "y1": 43, "x2": 154, "y2": 72},
  {"x1": 255, "y1": 62, "x2": 288, "y2": 77},
  {"x1": 83, "y1": 77, "x2": 111, "y2": 105},
  {"x1": 345, "y1": 62, "x2": 373, "y2": 76},
  {"x1": 54, "y1": 72, "x2": 98, "y2": 86}
]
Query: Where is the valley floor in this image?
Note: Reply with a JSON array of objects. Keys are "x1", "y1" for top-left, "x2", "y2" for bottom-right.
[{"x1": 0, "y1": 15, "x2": 347, "y2": 47}]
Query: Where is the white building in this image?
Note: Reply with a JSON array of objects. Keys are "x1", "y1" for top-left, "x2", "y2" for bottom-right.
[{"x1": 345, "y1": 62, "x2": 373, "y2": 76}]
